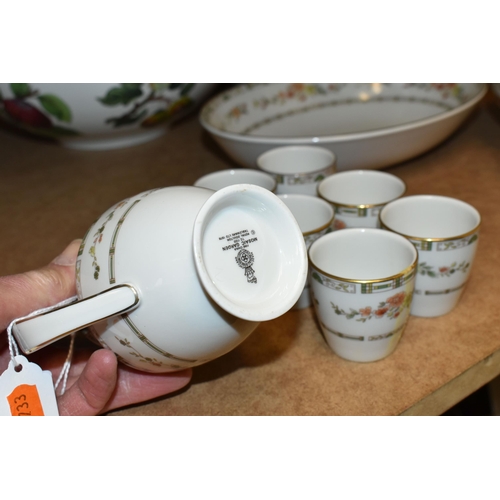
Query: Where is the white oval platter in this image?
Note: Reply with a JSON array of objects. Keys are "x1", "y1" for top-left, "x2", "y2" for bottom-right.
[{"x1": 200, "y1": 83, "x2": 487, "y2": 171}]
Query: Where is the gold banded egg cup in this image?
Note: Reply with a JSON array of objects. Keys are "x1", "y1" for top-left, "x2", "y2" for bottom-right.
[{"x1": 309, "y1": 228, "x2": 418, "y2": 362}]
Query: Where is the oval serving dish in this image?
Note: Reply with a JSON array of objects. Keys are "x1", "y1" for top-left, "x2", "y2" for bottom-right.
[{"x1": 200, "y1": 83, "x2": 487, "y2": 171}]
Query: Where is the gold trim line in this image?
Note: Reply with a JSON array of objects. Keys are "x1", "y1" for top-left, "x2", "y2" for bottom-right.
[{"x1": 308, "y1": 254, "x2": 418, "y2": 285}]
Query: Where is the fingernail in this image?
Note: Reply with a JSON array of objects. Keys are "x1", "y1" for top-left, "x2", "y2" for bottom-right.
[{"x1": 52, "y1": 239, "x2": 82, "y2": 266}]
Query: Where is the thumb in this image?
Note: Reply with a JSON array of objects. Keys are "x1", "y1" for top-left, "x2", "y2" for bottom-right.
[
  {"x1": 57, "y1": 349, "x2": 118, "y2": 416},
  {"x1": 0, "y1": 240, "x2": 81, "y2": 331}
]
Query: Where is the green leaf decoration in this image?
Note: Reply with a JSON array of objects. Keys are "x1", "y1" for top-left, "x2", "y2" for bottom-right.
[
  {"x1": 180, "y1": 83, "x2": 195, "y2": 96},
  {"x1": 98, "y1": 84, "x2": 143, "y2": 106},
  {"x1": 312, "y1": 272, "x2": 323, "y2": 284},
  {"x1": 468, "y1": 234, "x2": 478, "y2": 245},
  {"x1": 38, "y1": 94, "x2": 72, "y2": 122},
  {"x1": 10, "y1": 83, "x2": 31, "y2": 98}
]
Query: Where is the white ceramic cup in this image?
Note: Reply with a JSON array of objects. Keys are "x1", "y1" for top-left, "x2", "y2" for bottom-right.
[
  {"x1": 12, "y1": 185, "x2": 308, "y2": 373},
  {"x1": 256, "y1": 145, "x2": 336, "y2": 196},
  {"x1": 309, "y1": 228, "x2": 418, "y2": 362},
  {"x1": 194, "y1": 168, "x2": 276, "y2": 192},
  {"x1": 317, "y1": 170, "x2": 406, "y2": 229},
  {"x1": 379, "y1": 195, "x2": 481, "y2": 317},
  {"x1": 278, "y1": 194, "x2": 335, "y2": 309}
]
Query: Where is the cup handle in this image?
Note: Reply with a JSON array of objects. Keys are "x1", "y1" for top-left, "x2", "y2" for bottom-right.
[{"x1": 12, "y1": 283, "x2": 140, "y2": 354}]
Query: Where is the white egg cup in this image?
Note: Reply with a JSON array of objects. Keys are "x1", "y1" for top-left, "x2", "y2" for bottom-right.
[
  {"x1": 380, "y1": 195, "x2": 481, "y2": 317},
  {"x1": 318, "y1": 170, "x2": 406, "y2": 230},
  {"x1": 309, "y1": 228, "x2": 418, "y2": 362},
  {"x1": 257, "y1": 145, "x2": 336, "y2": 196},
  {"x1": 277, "y1": 194, "x2": 335, "y2": 309}
]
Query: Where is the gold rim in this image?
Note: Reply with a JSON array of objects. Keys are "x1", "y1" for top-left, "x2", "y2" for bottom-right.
[
  {"x1": 302, "y1": 214, "x2": 335, "y2": 237},
  {"x1": 14, "y1": 284, "x2": 140, "y2": 354},
  {"x1": 271, "y1": 165, "x2": 333, "y2": 180},
  {"x1": 320, "y1": 199, "x2": 382, "y2": 209},
  {"x1": 318, "y1": 183, "x2": 407, "y2": 209},
  {"x1": 380, "y1": 219, "x2": 481, "y2": 242},
  {"x1": 308, "y1": 251, "x2": 418, "y2": 284}
]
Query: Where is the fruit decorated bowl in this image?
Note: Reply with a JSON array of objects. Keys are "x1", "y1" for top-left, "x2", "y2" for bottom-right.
[
  {"x1": 0, "y1": 83, "x2": 217, "y2": 150},
  {"x1": 200, "y1": 83, "x2": 487, "y2": 171}
]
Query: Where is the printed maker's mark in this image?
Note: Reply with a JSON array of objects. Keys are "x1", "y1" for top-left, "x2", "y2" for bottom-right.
[{"x1": 235, "y1": 249, "x2": 257, "y2": 284}]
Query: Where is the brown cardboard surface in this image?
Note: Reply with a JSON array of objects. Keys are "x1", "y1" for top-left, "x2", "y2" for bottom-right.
[{"x1": 1, "y1": 91, "x2": 500, "y2": 415}]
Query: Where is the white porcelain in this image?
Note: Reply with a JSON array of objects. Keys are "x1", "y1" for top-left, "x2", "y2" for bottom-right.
[
  {"x1": 309, "y1": 228, "x2": 418, "y2": 362},
  {"x1": 318, "y1": 170, "x2": 406, "y2": 229},
  {"x1": 194, "y1": 168, "x2": 276, "y2": 191},
  {"x1": 0, "y1": 83, "x2": 217, "y2": 150},
  {"x1": 256, "y1": 146, "x2": 336, "y2": 195},
  {"x1": 380, "y1": 195, "x2": 481, "y2": 317},
  {"x1": 200, "y1": 83, "x2": 487, "y2": 171},
  {"x1": 278, "y1": 194, "x2": 335, "y2": 309},
  {"x1": 194, "y1": 186, "x2": 308, "y2": 321},
  {"x1": 12, "y1": 185, "x2": 307, "y2": 373}
]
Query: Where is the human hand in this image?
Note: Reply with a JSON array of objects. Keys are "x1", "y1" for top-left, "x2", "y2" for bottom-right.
[{"x1": 0, "y1": 240, "x2": 192, "y2": 416}]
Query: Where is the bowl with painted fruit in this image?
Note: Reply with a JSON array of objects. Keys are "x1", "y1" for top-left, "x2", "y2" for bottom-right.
[{"x1": 0, "y1": 83, "x2": 217, "y2": 150}]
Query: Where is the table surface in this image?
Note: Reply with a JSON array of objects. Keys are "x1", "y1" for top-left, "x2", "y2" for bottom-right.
[{"x1": 2, "y1": 89, "x2": 500, "y2": 416}]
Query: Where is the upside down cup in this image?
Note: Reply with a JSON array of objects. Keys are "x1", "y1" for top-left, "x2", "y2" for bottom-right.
[{"x1": 13, "y1": 185, "x2": 308, "y2": 373}]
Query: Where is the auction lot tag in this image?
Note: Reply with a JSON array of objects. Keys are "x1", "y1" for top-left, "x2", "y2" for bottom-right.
[{"x1": 0, "y1": 355, "x2": 59, "y2": 416}]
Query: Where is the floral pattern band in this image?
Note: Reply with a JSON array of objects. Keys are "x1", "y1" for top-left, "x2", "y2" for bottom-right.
[
  {"x1": 330, "y1": 291, "x2": 413, "y2": 322},
  {"x1": 311, "y1": 266, "x2": 416, "y2": 294}
]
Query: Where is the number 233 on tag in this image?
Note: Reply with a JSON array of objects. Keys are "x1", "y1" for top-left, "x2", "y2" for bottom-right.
[{"x1": 0, "y1": 355, "x2": 59, "y2": 416}]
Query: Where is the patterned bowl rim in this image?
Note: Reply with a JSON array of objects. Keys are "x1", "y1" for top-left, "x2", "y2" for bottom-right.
[{"x1": 199, "y1": 83, "x2": 488, "y2": 145}]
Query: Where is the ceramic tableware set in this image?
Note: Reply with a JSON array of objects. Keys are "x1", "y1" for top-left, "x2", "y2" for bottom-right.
[
  {"x1": 247, "y1": 143, "x2": 480, "y2": 363},
  {"x1": 193, "y1": 142, "x2": 480, "y2": 363},
  {"x1": 13, "y1": 152, "x2": 481, "y2": 369},
  {"x1": 9, "y1": 83, "x2": 484, "y2": 372},
  {"x1": 284, "y1": 163, "x2": 480, "y2": 363}
]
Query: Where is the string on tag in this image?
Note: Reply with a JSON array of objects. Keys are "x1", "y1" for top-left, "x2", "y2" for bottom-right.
[
  {"x1": 6, "y1": 296, "x2": 78, "y2": 394},
  {"x1": 54, "y1": 332, "x2": 75, "y2": 395}
]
